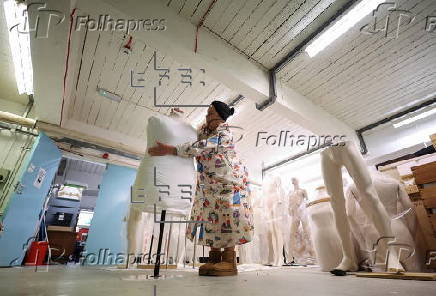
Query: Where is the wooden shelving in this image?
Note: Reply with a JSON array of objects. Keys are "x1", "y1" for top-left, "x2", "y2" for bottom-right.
[{"x1": 411, "y1": 161, "x2": 436, "y2": 270}]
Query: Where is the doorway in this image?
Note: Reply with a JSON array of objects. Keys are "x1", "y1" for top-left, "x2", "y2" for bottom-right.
[{"x1": 44, "y1": 156, "x2": 106, "y2": 264}]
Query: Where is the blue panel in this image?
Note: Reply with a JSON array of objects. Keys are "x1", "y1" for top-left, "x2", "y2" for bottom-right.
[
  {"x1": 84, "y1": 164, "x2": 136, "y2": 265},
  {"x1": 0, "y1": 133, "x2": 61, "y2": 266}
]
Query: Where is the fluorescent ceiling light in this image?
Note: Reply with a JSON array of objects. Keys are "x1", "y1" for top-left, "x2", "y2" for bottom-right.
[
  {"x1": 306, "y1": 0, "x2": 386, "y2": 58},
  {"x1": 97, "y1": 87, "x2": 122, "y2": 102},
  {"x1": 3, "y1": 0, "x2": 34, "y2": 95},
  {"x1": 393, "y1": 107, "x2": 436, "y2": 128}
]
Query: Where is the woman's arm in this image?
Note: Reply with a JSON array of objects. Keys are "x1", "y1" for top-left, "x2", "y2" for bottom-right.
[
  {"x1": 148, "y1": 141, "x2": 177, "y2": 156},
  {"x1": 148, "y1": 127, "x2": 233, "y2": 158},
  {"x1": 176, "y1": 128, "x2": 233, "y2": 158}
]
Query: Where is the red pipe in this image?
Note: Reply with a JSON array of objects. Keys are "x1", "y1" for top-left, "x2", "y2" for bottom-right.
[
  {"x1": 60, "y1": 8, "x2": 77, "y2": 127},
  {"x1": 194, "y1": 0, "x2": 217, "y2": 53}
]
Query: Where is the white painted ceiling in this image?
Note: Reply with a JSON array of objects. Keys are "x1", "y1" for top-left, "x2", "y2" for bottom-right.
[
  {"x1": 163, "y1": 0, "x2": 436, "y2": 131},
  {"x1": 0, "y1": 2, "x2": 28, "y2": 105},
  {"x1": 278, "y1": 0, "x2": 436, "y2": 130},
  {"x1": 67, "y1": 29, "x2": 238, "y2": 140},
  {"x1": 4, "y1": 0, "x2": 434, "y2": 179},
  {"x1": 65, "y1": 158, "x2": 106, "y2": 175},
  {"x1": 160, "y1": 0, "x2": 353, "y2": 69},
  {"x1": 66, "y1": 26, "x2": 314, "y2": 179}
]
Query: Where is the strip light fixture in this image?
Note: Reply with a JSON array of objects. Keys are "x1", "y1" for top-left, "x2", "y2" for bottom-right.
[
  {"x1": 306, "y1": 0, "x2": 386, "y2": 58},
  {"x1": 393, "y1": 107, "x2": 436, "y2": 128},
  {"x1": 3, "y1": 0, "x2": 34, "y2": 95},
  {"x1": 97, "y1": 87, "x2": 122, "y2": 102}
]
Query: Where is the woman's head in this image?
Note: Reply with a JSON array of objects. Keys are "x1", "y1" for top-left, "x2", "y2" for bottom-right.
[{"x1": 205, "y1": 101, "x2": 235, "y2": 129}]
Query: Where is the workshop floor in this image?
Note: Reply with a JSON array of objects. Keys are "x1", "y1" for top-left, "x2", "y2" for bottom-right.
[{"x1": 0, "y1": 265, "x2": 435, "y2": 296}]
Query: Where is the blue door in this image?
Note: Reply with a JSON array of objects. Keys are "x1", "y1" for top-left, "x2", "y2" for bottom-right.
[
  {"x1": 85, "y1": 164, "x2": 137, "y2": 265},
  {"x1": 0, "y1": 133, "x2": 62, "y2": 266}
]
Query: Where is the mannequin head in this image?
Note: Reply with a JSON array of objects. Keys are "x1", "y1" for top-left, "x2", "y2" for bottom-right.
[{"x1": 291, "y1": 177, "x2": 300, "y2": 190}]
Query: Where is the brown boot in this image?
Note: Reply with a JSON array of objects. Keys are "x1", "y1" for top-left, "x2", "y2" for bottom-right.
[
  {"x1": 209, "y1": 250, "x2": 237, "y2": 276},
  {"x1": 199, "y1": 250, "x2": 222, "y2": 276}
]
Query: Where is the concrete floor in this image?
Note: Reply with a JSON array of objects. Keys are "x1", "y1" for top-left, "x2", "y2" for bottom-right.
[{"x1": 0, "y1": 265, "x2": 435, "y2": 296}]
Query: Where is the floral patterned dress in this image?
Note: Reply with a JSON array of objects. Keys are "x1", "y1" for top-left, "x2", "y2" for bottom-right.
[{"x1": 176, "y1": 123, "x2": 254, "y2": 248}]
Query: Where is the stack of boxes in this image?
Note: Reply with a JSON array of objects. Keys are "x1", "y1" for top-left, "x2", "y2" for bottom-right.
[{"x1": 411, "y1": 160, "x2": 436, "y2": 270}]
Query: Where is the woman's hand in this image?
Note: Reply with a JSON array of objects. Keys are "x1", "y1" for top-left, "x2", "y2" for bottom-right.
[{"x1": 148, "y1": 141, "x2": 177, "y2": 156}]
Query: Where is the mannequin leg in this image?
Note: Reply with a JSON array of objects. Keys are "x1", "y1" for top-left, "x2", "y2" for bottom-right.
[
  {"x1": 127, "y1": 206, "x2": 142, "y2": 266},
  {"x1": 321, "y1": 150, "x2": 358, "y2": 272},
  {"x1": 273, "y1": 219, "x2": 284, "y2": 266},
  {"x1": 289, "y1": 216, "x2": 300, "y2": 262},
  {"x1": 301, "y1": 216, "x2": 316, "y2": 258},
  {"x1": 266, "y1": 230, "x2": 275, "y2": 265},
  {"x1": 271, "y1": 206, "x2": 284, "y2": 266},
  {"x1": 342, "y1": 145, "x2": 401, "y2": 270}
]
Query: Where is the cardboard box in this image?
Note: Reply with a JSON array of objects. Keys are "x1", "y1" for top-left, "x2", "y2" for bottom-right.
[
  {"x1": 421, "y1": 187, "x2": 436, "y2": 208},
  {"x1": 415, "y1": 201, "x2": 436, "y2": 249},
  {"x1": 406, "y1": 184, "x2": 420, "y2": 195},
  {"x1": 412, "y1": 161, "x2": 436, "y2": 185},
  {"x1": 430, "y1": 214, "x2": 436, "y2": 234}
]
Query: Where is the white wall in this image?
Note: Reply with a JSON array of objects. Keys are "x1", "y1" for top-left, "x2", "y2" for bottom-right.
[
  {"x1": 264, "y1": 152, "x2": 325, "y2": 201},
  {"x1": 364, "y1": 112, "x2": 436, "y2": 162}
]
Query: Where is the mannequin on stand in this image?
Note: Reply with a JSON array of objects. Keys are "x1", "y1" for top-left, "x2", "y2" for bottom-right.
[
  {"x1": 320, "y1": 141, "x2": 402, "y2": 275},
  {"x1": 127, "y1": 205, "x2": 145, "y2": 264},
  {"x1": 287, "y1": 178, "x2": 315, "y2": 263},
  {"x1": 346, "y1": 175, "x2": 422, "y2": 271},
  {"x1": 306, "y1": 186, "x2": 342, "y2": 271},
  {"x1": 263, "y1": 176, "x2": 286, "y2": 266},
  {"x1": 239, "y1": 186, "x2": 266, "y2": 264}
]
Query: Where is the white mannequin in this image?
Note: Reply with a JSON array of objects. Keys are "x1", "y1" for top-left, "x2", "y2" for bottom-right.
[
  {"x1": 320, "y1": 141, "x2": 401, "y2": 273},
  {"x1": 127, "y1": 205, "x2": 145, "y2": 258},
  {"x1": 288, "y1": 178, "x2": 315, "y2": 262},
  {"x1": 239, "y1": 186, "x2": 268, "y2": 264},
  {"x1": 263, "y1": 176, "x2": 286, "y2": 266},
  {"x1": 306, "y1": 186, "x2": 342, "y2": 271},
  {"x1": 346, "y1": 176, "x2": 422, "y2": 271},
  {"x1": 127, "y1": 205, "x2": 187, "y2": 267}
]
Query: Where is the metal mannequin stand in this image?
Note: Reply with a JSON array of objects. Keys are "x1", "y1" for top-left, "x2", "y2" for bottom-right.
[{"x1": 153, "y1": 210, "x2": 166, "y2": 278}]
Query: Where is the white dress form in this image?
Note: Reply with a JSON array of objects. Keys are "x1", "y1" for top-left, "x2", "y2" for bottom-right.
[
  {"x1": 263, "y1": 176, "x2": 285, "y2": 266},
  {"x1": 127, "y1": 205, "x2": 144, "y2": 257},
  {"x1": 307, "y1": 186, "x2": 343, "y2": 271},
  {"x1": 320, "y1": 141, "x2": 400, "y2": 272},
  {"x1": 127, "y1": 205, "x2": 187, "y2": 267},
  {"x1": 346, "y1": 177, "x2": 422, "y2": 271},
  {"x1": 288, "y1": 178, "x2": 315, "y2": 262},
  {"x1": 239, "y1": 187, "x2": 266, "y2": 264}
]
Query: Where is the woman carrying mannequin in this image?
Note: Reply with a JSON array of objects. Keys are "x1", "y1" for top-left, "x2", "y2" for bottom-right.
[{"x1": 148, "y1": 101, "x2": 254, "y2": 276}]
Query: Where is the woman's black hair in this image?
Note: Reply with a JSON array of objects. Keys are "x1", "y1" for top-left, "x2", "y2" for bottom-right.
[{"x1": 211, "y1": 100, "x2": 235, "y2": 121}]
